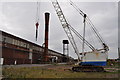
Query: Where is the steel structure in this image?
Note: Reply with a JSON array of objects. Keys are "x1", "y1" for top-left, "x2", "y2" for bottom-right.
[
  {"x1": 51, "y1": 0, "x2": 109, "y2": 72},
  {"x1": 69, "y1": 0, "x2": 109, "y2": 51},
  {"x1": 51, "y1": 0, "x2": 98, "y2": 60},
  {"x1": 51, "y1": 0, "x2": 81, "y2": 60}
]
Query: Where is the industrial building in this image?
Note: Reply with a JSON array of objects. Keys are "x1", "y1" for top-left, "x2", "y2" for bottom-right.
[{"x1": 0, "y1": 30, "x2": 72, "y2": 65}]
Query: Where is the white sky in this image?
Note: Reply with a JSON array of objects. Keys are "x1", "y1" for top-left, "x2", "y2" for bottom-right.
[{"x1": 0, "y1": 0, "x2": 119, "y2": 59}]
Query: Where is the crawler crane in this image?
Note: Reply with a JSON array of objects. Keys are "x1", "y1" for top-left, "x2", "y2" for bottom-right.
[{"x1": 51, "y1": 0, "x2": 109, "y2": 72}]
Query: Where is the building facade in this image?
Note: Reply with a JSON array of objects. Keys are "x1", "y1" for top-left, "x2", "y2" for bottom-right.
[{"x1": 0, "y1": 30, "x2": 71, "y2": 65}]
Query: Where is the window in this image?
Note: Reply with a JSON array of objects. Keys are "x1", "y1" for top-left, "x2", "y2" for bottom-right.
[
  {"x1": 0, "y1": 34, "x2": 2, "y2": 42},
  {"x1": 35, "y1": 46, "x2": 39, "y2": 51},
  {"x1": 2, "y1": 36, "x2": 6, "y2": 42},
  {"x1": 17, "y1": 40, "x2": 19, "y2": 46},
  {"x1": 29, "y1": 44, "x2": 32, "y2": 49},
  {"x1": 5, "y1": 37, "x2": 12, "y2": 44},
  {"x1": 39, "y1": 48, "x2": 41, "y2": 51},
  {"x1": 37, "y1": 47, "x2": 39, "y2": 51},
  {"x1": 20, "y1": 41, "x2": 23, "y2": 47},
  {"x1": 23, "y1": 43, "x2": 26, "y2": 48},
  {"x1": 22, "y1": 42, "x2": 26, "y2": 47},
  {"x1": 22, "y1": 42, "x2": 25, "y2": 47},
  {"x1": 48, "y1": 51, "x2": 50, "y2": 54},
  {"x1": 32, "y1": 46, "x2": 35, "y2": 50},
  {"x1": 12, "y1": 39, "x2": 15, "y2": 45},
  {"x1": 27, "y1": 44, "x2": 29, "y2": 48},
  {"x1": 15, "y1": 39, "x2": 17, "y2": 45}
]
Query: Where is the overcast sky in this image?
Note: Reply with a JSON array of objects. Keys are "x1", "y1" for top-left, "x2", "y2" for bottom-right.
[{"x1": 0, "y1": 1, "x2": 118, "y2": 59}]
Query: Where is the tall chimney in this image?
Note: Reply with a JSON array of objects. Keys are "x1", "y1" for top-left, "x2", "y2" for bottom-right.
[{"x1": 43, "y1": 12, "x2": 50, "y2": 62}]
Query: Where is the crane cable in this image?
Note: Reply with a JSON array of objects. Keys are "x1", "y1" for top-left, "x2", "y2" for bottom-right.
[
  {"x1": 35, "y1": 2, "x2": 40, "y2": 41},
  {"x1": 68, "y1": 24, "x2": 95, "y2": 51},
  {"x1": 69, "y1": 0, "x2": 105, "y2": 43},
  {"x1": 69, "y1": 0, "x2": 107, "y2": 49}
]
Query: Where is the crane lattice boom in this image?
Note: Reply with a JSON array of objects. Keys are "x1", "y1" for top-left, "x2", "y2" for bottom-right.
[
  {"x1": 51, "y1": 0, "x2": 81, "y2": 60},
  {"x1": 51, "y1": 0, "x2": 109, "y2": 61}
]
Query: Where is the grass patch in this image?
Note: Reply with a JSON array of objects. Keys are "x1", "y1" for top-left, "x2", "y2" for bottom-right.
[{"x1": 2, "y1": 65, "x2": 119, "y2": 78}]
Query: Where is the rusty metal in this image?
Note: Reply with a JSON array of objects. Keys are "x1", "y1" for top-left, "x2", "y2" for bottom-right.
[{"x1": 43, "y1": 12, "x2": 50, "y2": 62}]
